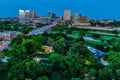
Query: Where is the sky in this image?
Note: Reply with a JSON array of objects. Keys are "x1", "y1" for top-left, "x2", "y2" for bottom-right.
[{"x1": 0, "y1": 0, "x2": 120, "y2": 19}]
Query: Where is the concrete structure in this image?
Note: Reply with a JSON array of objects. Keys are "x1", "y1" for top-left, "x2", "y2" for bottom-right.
[
  {"x1": 74, "y1": 12, "x2": 79, "y2": 25},
  {"x1": 51, "y1": 12, "x2": 56, "y2": 18},
  {"x1": 78, "y1": 15, "x2": 88, "y2": 23},
  {"x1": 0, "y1": 31, "x2": 21, "y2": 40},
  {"x1": 78, "y1": 15, "x2": 90, "y2": 26},
  {"x1": 19, "y1": 10, "x2": 30, "y2": 24},
  {"x1": 47, "y1": 11, "x2": 51, "y2": 17},
  {"x1": 33, "y1": 17, "x2": 51, "y2": 24},
  {"x1": 19, "y1": 10, "x2": 25, "y2": 24},
  {"x1": 25, "y1": 10, "x2": 30, "y2": 23},
  {"x1": 64, "y1": 10, "x2": 71, "y2": 21},
  {"x1": 58, "y1": 15, "x2": 63, "y2": 20},
  {"x1": 30, "y1": 11, "x2": 37, "y2": 22},
  {"x1": 0, "y1": 17, "x2": 18, "y2": 22},
  {"x1": 100, "y1": 19, "x2": 113, "y2": 24}
]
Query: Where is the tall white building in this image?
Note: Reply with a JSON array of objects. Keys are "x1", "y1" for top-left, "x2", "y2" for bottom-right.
[
  {"x1": 25, "y1": 10, "x2": 30, "y2": 23},
  {"x1": 19, "y1": 10, "x2": 25, "y2": 24},
  {"x1": 19, "y1": 10, "x2": 30, "y2": 24}
]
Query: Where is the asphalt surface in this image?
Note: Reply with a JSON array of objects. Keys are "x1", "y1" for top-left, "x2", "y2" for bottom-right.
[
  {"x1": 87, "y1": 46, "x2": 109, "y2": 66},
  {"x1": 0, "y1": 41, "x2": 10, "y2": 51},
  {"x1": 29, "y1": 24, "x2": 55, "y2": 35}
]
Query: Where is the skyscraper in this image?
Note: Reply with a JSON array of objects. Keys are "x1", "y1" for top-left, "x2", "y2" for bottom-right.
[
  {"x1": 74, "y1": 12, "x2": 78, "y2": 25},
  {"x1": 64, "y1": 10, "x2": 71, "y2": 21},
  {"x1": 51, "y1": 12, "x2": 56, "y2": 18},
  {"x1": 19, "y1": 10, "x2": 25, "y2": 24},
  {"x1": 25, "y1": 10, "x2": 30, "y2": 23},
  {"x1": 30, "y1": 11, "x2": 37, "y2": 22},
  {"x1": 19, "y1": 9, "x2": 30, "y2": 24},
  {"x1": 48, "y1": 11, "x2": 51, "y2": 17}
]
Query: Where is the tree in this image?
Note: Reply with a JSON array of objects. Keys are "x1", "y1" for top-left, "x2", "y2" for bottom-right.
[
  {"x1": 113, "y1": 30, "x2": 119, "y2": 36},
  {"x1": 103, "y1": 51, "x2": 120, "y2": 69},
  {"x1": 112, "y1": 42, "x2": 120, "y2": 52},
  {"x1": 98, "y1": 67, "x2": 114, "y2": 80},
  {"x1": 47, "y1": 38, "x2": 54, "y2": 46},
  {"x1": 49, "y1": 53, "x2": 64, "y2": 70},
  {"x1": 66, "y1": 29, "x2": 72, "y2": 34},
  {"x1": 32, "y1": 35, "x2": 43, "y2": 51},
  {"x1": 95, "y1": 44, "x2": 110, "y2": 52},
  {"x1": 52, "y1": 38, "x2": 67, "y2": 54},
  {"x1": 68, "y1": 42, "x2": 90, "y2": 56},
  {"x1": 21, "y1": 27, "x2": 32, "y2": 34},
  {"x1": 7, "y1": 61, "x2": 26, "y2": 80},
  {"x1": 24, "y1": 60, "x2": 43, "y2": 79},
  {"x1": 79, "y1": 30, "x2": 85, "y2": 37},
  {"x1": 22, "y1": 39, "x2": 37, "y2": 55},
  {"x1": 36, "y1": 76, "x2": 48, "y2": 80},
  {"x1": 71, "y1": 78, "x2": 82, "y2": 80},
  {"x1": 92, "y1": 34, "x2": 100, "y2": 39},
  {"x1": 8, "y1": 60, "x2": 43, "y2": 80},
  {"x1": 115, "y1": 69, "x2": 120, "y2": 79},
  {"x1": 10, "y1": 34, "x2": 25, "y2": 47},
  {"x1": 49, "y1": 53, "x2": 84, "y2": 78},
  {"x1": 88, "y1": 68, "x2": 97, "y2": 79}
]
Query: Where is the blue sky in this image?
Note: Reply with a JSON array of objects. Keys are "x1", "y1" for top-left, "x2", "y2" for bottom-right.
[{"x1": 0, "y1": 0, "x2": 120, "y2": 19}]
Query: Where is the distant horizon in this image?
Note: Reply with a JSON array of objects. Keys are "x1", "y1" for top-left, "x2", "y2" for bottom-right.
[{"x1": 0, "y1": 0, "x2": 120, "y2": 20}]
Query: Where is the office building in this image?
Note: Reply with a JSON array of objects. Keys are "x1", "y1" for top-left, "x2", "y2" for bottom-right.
[
  {"x1": 64, "y1": 10, "x2": 71, "y2": 21},
  {"x1": 30, "y1": 11, "x2": 37, "y2": 22},
  {"x1": 48, "y1": 11, "x2": 51, "y2": 17},
  {"x1": 0, "y1": 31, "x2": 21, "y2": 40},
  {"x1": 19, "y1": 10, "x2": 30, "y2": 24},
  {"x1": 78, "y1": 15, "x2": 88, "y2": 23},
  {"x1": 19, "y1": 10, "x2": 25, "y2": 24},
  {"x1": 74, "y1": 12, "x2": 79, "y2": 25},
  {"x1": 33, "y1": 17, "x2": 52, "y2": 24},
  {"x1": 78, "y1": 15, "x2": 90, "y2": 26},
  {"x1": 25, "y1": 10, "x2": 30, "y2": 23},
  {"x1": 51, "y1": 12, "x2": 56, "y2": 18}
]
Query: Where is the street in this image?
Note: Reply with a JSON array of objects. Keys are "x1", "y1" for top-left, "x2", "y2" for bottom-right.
[
  {"x1": 29, "y1": 24, "x2": 55, "y2": 35},
  {"x1": 0, "y1": 41, "x2": 10, "y2": 51}
]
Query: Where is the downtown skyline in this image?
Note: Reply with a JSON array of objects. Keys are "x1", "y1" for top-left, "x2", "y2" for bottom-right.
[{"x1": 0, "y1": 0, "x2": 120, "y2": 20}]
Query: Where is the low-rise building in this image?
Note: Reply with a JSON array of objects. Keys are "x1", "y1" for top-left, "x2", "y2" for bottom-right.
[
  {"x1": 0, "y1": 31, "x2": 21, "y2": 40},
  {"x1": 33, "y1": 17, "x2": 52, "y2": 24}
]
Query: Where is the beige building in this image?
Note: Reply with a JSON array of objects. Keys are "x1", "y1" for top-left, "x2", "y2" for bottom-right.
[
  {"x1": 78, "y1": 16, "x2": 88, "y2": 23},
  {"x1": 78, "y1": 15, "x2": 90, "y2": 26},
  {"x1": 64, "y1": 10, "x2": 71, "y2": 21},
  {"x1": 30, "y1": 11, "x2": 37, "y2": 22}
]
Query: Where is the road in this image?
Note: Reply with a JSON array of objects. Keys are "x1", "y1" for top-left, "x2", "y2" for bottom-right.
[
  {"x1": 87, "y1": 46, "x2": 105, "y2": 58},
  {"x1": 87, "y1": 31, "x2": 120, "y2": 36},
  {"x1": 0, "y1": 41, "x2": 10, "y2": 51},
  {"x1": 77, "y1": 26, "x2": 113, "y2": 31},
  {"x1": 83, "y1": 37, "x2": 101, "y2": 42},
  {"x1": 87, "y1": 46, "x2": 109, "y2": 66},
  {"x1": 29, "y1": 24, "x2": 55, "y2": 35}
]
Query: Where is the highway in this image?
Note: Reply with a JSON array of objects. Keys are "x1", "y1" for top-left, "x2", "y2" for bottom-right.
[
  {"x1": 83, "y1": 37, "x2": 101, "y2": 42},
  {"x1": 87, "y1": 31, "x2": 120, "y2": 36},
  {"x1": 0, "y1": 41, "x2": 10, "y2": 51},
  {"x1": 87, "y1": 46, "x2": 105, "y2": 58},
  {"x1": 29, "y1": 24, "x2": 55, "y2": 35},
  {"x1": 87, "y1": 46, "x2": 109, "y2": 66}
]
